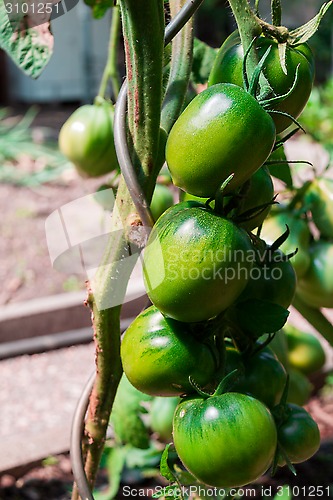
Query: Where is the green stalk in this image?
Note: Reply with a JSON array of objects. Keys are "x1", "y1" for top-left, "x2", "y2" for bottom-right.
[
  {"x1": 227, "y1": 0, "x2": 262, "y2": 78},
  {"x1": 72, "y1": 1, "x2": 165, "y2": 497},
  {"x1": 293, "y1": 294, "x2": 333, "y2": 347},
  {"x1": 121, "y1": 0, "x2": 165, "y2": 199},
  {"x1": 98, "y1": 5, "x2": 121, "y2": 101},
  {"x1": 161, "y1": 0, "x2": 194, "y2": 134}
]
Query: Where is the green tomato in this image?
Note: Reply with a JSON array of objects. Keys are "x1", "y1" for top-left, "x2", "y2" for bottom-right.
[
  {"x1": 150, "y1": 397, "x2": 179, "y2": 442},
  {"x1": 305, "y1": 177, "x2": 333, "y2": 238},
  {"x1": 143, "y1": 202, "x2": 254, "y2": 323},
  {"x1": 284, "y1": 324, "x2": 326, "y2": 375},
  {"x1": 150, "y1": 184, "x2": 174, "y2": 221},
  {"x1": 121, "y1": 305, "x2": 218, "y2": 397},
  {"x1": 166, "y1": 83, "x2": 276, "y2": 198},
  {"x1": 261, "y1": 208, "x2": 311, "y2": 279},
  {"x1": 209, "y1": 32, "x2": 315, "y2": 133},
  {"x1": 277, "y1": 404, "x2": 320, "y2": 466},
  {"x1": 225, "y1": 346, "x2": 287, "y2": 408},
  {"x1": 297, "y1": 240, "x2": 333, "y2": 308},
  {"x1": 287, "y1": 367, "x2": 313, "y2": 406},
  {"x1": 235, "y1": 167, "x2": 274, "y2": 231},
  {"x1": 173, "y1": 392, "x2": 277, "y2": 488},
  {"x1": 59, "y1": 102, "x2": 119, "y2": 177},
  {"x1": 238, "y1": 249, "x2": 297, "y2": 309}
]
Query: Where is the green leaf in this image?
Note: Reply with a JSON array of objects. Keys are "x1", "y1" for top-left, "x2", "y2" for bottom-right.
[
  {"x1": 110, "y1": 375, "x2": 152, "y2": 449},
  {"x1": 232, "y1": 299, "x2": 289, "y2": 335},
  {"x1": 288, "y1": 1, "x2": 332, "y2": 46},
  {"x1": 160, "y1": 444, "x2": 176, "y2": 483},
  {"x1": 105, "y1": 446, "x2": 128, "y2": 499},
  {"x1": 84, "y1": 0, "x2": 114, "y2": 19},
  {"x1": 191, "y1": 38, "x2": 217, "y2": 85},
  {"x1": 0, "y1": 2, "x2": 53, "y2": 78},
  {"x1": 125, "y1": 445, "x2": 161, "y2": 469}
]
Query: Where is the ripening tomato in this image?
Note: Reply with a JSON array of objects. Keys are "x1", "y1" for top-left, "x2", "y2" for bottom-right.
[
  {"x1": 166, "y1": 83, "x2": 275, "y2": 198},
  {"x1": 143, "y1": 201, "x2": 254, "y2": 323},
  {"x1": 121, "y1": 305, "x2": 218, "y2": 396},
  {"x1": 225, "y1": 345, "x2": 287, "y2": 408},
  {"x1": 305, "y1": 177, "x2": 333, "y2": 238},
  {"x1": 277, "y1": 404, "x2": 320, "y2": 466},
  {"x1": 208, "y1": 32, "x2": 315, "y2": 133},
  {"x1": 59, "y1": 102, "x2": 119, "y2": 177},
  {"x1": 150, "y1": 184, "x2": 174, "y2": 221},
  {"x1": 284, "y1": 324, "x2": 326, "y2": 375},
  {"x1": 173, "y1": 392, "x2": 277, "y2": 487}
]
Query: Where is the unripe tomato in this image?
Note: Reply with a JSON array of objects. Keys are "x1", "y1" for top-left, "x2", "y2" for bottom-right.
[
  {"x1": 150, "y1": 397, "x2": 179, "y2": 442},
  {"x1": 235, "y1": 166, "x2": 274, "y2": 231},
  {"x1": 297, "y1": 240, "x2": 333, "y2": 308},
  {"x1": 166, "y1": 83, "x2": 275, "y2": 198},
  {"x1": 237, "y1": 249, "x2": 296, "y2": 309},
  {"x1": 277, "y1": 404, "x2": 320, "y2": 466},
  {"x1": 59, "y1": 102, "x2": 119, "y2": 177},
  {"x1": 209, "y1": 32, "x2": 315, "y2": 133},
  {"x1": 261, "y1": 209, "x2": 311, "y2": 279},
  {"x1": 284, "y1": 325, "x2": 326, "y2": 375},
  {"x1": 173, "y1": 393, "x2": 277, "y2": 488},
  {"x1": 287, "y1": 367, "x2": 313, "y2": 407},
  {"x1": 121, "y1": 305, "x2": 218, "y2": 397},
  {"x1": 225, "y1": 346, "x2": 287, "y2": 408},
  {"x1": 143, "y1": 202, "x2": 254, "y2": 323},
  {"x1": 150, "y1": 184, "x2": 174, "y2": 221},
  {"x1": 305, "y1": 177, "x2": 333, "y2": 238}
]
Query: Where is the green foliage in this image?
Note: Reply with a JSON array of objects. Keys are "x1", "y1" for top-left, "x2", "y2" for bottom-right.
[
  {"x1": 84, "y1": 0, "x2": 115, "y2": 19},
  {"x1": 300, "y1": 78, "x2": 333, "y2": 155},
  {"x1": 0, "y1": 2, "x2": 53, "y2": 78},
  {"x1": 110, "y1": 374, "x2": 152, "y2": 449},
  {"x1": 191, "y1": 38, "x2": 217, "y2": 85},
  {"x1": 0, "y1": 108, "x2": 71, "y2": 185}
]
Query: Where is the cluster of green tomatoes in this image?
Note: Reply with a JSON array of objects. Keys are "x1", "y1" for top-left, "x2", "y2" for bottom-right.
[
  {"x1": 58, "y1": 29, "x2": 326, "y2": 489},
  {"x1": 119, "y1": 35, "x2": 323, "y2": 488}
]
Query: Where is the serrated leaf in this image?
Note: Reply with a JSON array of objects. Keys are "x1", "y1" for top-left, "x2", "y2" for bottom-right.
[
  {"x1": 278, "y1": 43, "x2": 287, "y2": 75},
  {"x1": 191, "y1": 38, "x2": 217, "y2": 85},
  {"x1": 110, "y1": 375, "x2": 152, "y2": 449},
  {"x1": 288, "y1": 1, "x2": 332, "y2": 46},
  {"x1": 0, "y1": 2, "x2": 54, "y2": 78},
  {"x1": 160, "y1": 444, "x2": 176, "y2": 483},
  {"x1": 84, "y1": 0, "x2": 114, "y2": 19},
  {"x1": 125, "y1": 445, "x2": 161, "y2": 469},
  {"x1": 233, "y1": 299, "x2": 289, "y2": 335}
]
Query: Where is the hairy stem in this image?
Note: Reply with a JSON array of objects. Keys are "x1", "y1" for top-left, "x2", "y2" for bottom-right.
[
  {"x1": 161, "y1": 0, "x2": 194, "y2": 134},
  {"x1": 98, "y1": 6, "x2": 121, "y2": 101},
  {"x1": 227, "y1": 0, "x2": 262, "y2": 78}
]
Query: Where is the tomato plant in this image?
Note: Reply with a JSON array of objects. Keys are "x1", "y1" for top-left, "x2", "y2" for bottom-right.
[
  {"x1": 209, "y1": 32, "x2": 315, "y2": 133},
  {"x1": 305, "y1": 177, "x2": 333, "y2": 238},
  {"x1": 10, "y1": 0, "x2": 330, "y2": 495},
  {"x1": 150, "y1": 397, "x2": 179, "y2": 442},
  {"x1": 166, "y1": 83, "x2": 276, "y2": 198},
  {"x1": 150, "y1": 184, "x2": 174, "y2": 221},
  {"x1": 143, "y1": 201, "x2": 254, "y2": 323},
  {"x1": 59, "y1": 101, "x2": 119, "y2": 177},
  {"x1": 173, "y1": 392, "x2": 277, "y2": 488},
  {"x1": 121, "y1": 305, "x2": 218, "y2": 396}
]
